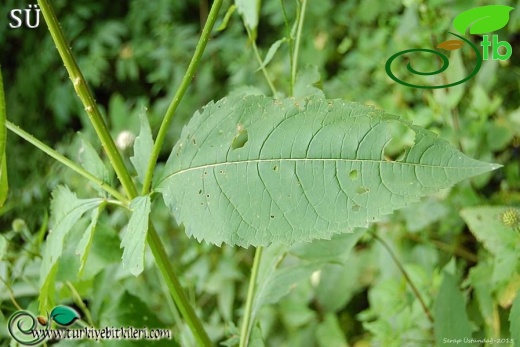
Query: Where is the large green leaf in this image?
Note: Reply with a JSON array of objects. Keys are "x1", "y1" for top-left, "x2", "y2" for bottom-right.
[{"x1": 157, "y1": 95, "x2": 499, "y2": 247}]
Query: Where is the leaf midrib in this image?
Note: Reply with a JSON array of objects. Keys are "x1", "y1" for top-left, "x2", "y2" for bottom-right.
[{"x1": 159, "y1": 157, "x2": 491, "y2": 183}]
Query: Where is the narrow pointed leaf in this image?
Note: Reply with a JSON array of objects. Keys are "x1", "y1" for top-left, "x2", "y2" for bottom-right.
[
  {"x1": 157, "y1": 95, "x2": 500, "y2": 247},
  {"x1": 0, "y1": 68, "x2": 8, "y2": 207},
  {"x1": 256, "y1": 38, "x2": 287, "y2": 72},
  {"x1": 453, "y1": 5, "x2": 514, "y2": 35},
  {"x1": 40, "y1": 186, "x2": 102, "y2": 286},
  {"x1": 78, "y1": 133, "x2": 110, "y2": 190},
  {"x1": 130, "y1": 112, "x2": 154, "y2": 184},
  {"x1": 433, "y1": 272, "x2": 474, "y2": 346},
  {"x1": 120, "y1": 195, "x2": 151, "y2": 276},
  {"x1": 235, "y1": 0, "x2": 260, "y2": 32}
]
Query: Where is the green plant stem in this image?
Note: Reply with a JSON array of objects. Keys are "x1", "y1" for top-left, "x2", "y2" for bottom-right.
[
  {"x1": 37, "y1": 1, "x2": 213, "y2": 344},
  {"x1": 5, "y1": 121, "x2": 127, "y2": 203},
  {"x1": 245, "y1": 27, "x2": 278, "y2": 96},
  {"x1": 239, "y1": 246, "x2": 264, "y2": 347},
  {"x1": 141, "y1": 0, "x2": 224, "y2": 194},
  {"x1": 147, "y1": 223, "x2": 212, "y2": 347},
  {"x1": 290, "y1": 0, "x2": 307, "y2": 96},
  {"x1": 371, "y1": 232, "x2": 434, "y2": 324},
  {"x1": 65, "y1": 281, "x2": 95, "y2": 328},
  {"x1": 37, "y1": 0, "x2": 137, "y2": 199}
]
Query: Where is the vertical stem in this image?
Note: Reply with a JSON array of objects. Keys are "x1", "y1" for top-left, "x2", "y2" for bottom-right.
[
  {"x1": 290, "y1": 0, "x2": 307, "y2": 96},
  {"x1": 147, "y1": 223, "x2": 212, "y2": 347},
  {"x1": 371, "y1": 232, "x2": 434, "y2": 323},
  {"x1": 38, "y1": 0, "x2": 137, "y2": 199},
  {"x1": 239, "y1": 246, "x2": 264, "y2": 347},
  {"x1": 37, "y1": 1, "x2": 213, "y2": 345},
  {"x1": 141, "y1": 0, "x2": 224, "y2": 194}
]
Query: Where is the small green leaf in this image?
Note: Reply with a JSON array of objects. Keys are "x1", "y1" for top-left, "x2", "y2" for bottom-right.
[
  {"x1": 433, "y1": 272, "x2": 475, "y2": 346},
  {"x1": 453, "y1": 5, "x2": 515, "y2": 35},
  {"x1": 76, "y1": 204, "x2": 105, "y2": 277},
  {"x1": 40, "y1": 186, "x2": 102, "y2": 287},
  {"x1": 293, "y1": 66, "x2": 324, "y2": 98},
  {"x1": 50, "y1": 306, "x2": 80, "y2": 326},
  {"x1": 510, "y1": 291, "x2": 520, "y2": 341},
  {"x1": 235, "y1": 0, "x2": 260, "y2": 33},
  {"x1": 0, "y1": 67, "x2": 8, "y2": 208},
  {"x1": 120, "y1": 195, "x2": 151, "y2": 276},
  {"x1": 78, "y1": 133, "x2": 110, "y2": 191},
  {"x1": 249, "y1": 325, "x2": 265, "y2": 347},
  {"x1": 130, "y1": 111, "x2": 154, "y2": 184},
  {"x1": 460, "y1": 206, "x2": 520, "y2": 255},
  {"x1": 256, "y1": 38, "x2": 287, "y2": 71},
  {"x1": 157, "y1": 95, "x2": 500, "y2": 247},
  {"x1": 316, "y1": 314, "x2": 349, "y2": 347},
  {"x1": 39, "y1": 263, "x2": 58, "y2": 314}
]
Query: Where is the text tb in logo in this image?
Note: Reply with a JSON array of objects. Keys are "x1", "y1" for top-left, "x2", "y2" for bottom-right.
[{"x1": 481, "y1": 35, "x2": 513, "y2": 61}]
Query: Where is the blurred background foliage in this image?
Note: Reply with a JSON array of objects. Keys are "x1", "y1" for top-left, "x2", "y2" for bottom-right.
[{"x1": 1, "y1": 0, "x2": 519, "y2": 346}]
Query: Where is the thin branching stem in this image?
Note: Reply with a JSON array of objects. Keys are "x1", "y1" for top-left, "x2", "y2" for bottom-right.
[
  {"x1": 371, "y1": 231, "x2": 434, "y2": 324},
  {"x1": 141, "y1": 0, "x2": 224, "y2": 194},
  {"x1": 245, "y1": 27, "x2": 278, "y2": 96},
  {"x1": 5, "y1": 121, "x2": 127, "y2": 203},
  {"x1": 240, "y1": 246, "x2": 264, "y2": 347}
]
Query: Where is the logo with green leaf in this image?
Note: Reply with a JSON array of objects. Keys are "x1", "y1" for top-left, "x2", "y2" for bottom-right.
[
  {"x1": 7, "y1": 305, "x2": 80, "y2": 346},
  {"x1": 385, "y1": 5, "x2": 515, "y2": 89}
]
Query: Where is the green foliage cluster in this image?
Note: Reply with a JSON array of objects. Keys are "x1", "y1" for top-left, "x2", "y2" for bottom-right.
[{"x1": 1, "y1": 0, "x2": 519, "y2": 346}]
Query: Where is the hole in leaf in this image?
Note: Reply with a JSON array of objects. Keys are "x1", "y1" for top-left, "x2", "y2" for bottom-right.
[
  {"x1": 349, "y1": 169, "x2": 358, "y2": 180},
  {"x1": 273, "y1": 165, "x2": 279, "y2": 171},
  {"x1": 270, "y1": 215, "x2": 275, "y2": 218},
  {"x1": 206, "y1": 194, "x2": 210, "y2": 198},
  {"x1": 356, "y1": 186, "x2": 369, "y2": 194},
  {"x1": 231, "y1": 128, "x2": 248, "y2": 150},
  {"x1": 198, "y1": 189, "x2": 202, "y2": 194}
]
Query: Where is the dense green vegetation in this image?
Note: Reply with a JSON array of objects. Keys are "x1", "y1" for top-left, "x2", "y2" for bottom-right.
[{"x1": 1, "y1": 0, "x2": 519, "y2": 346}]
